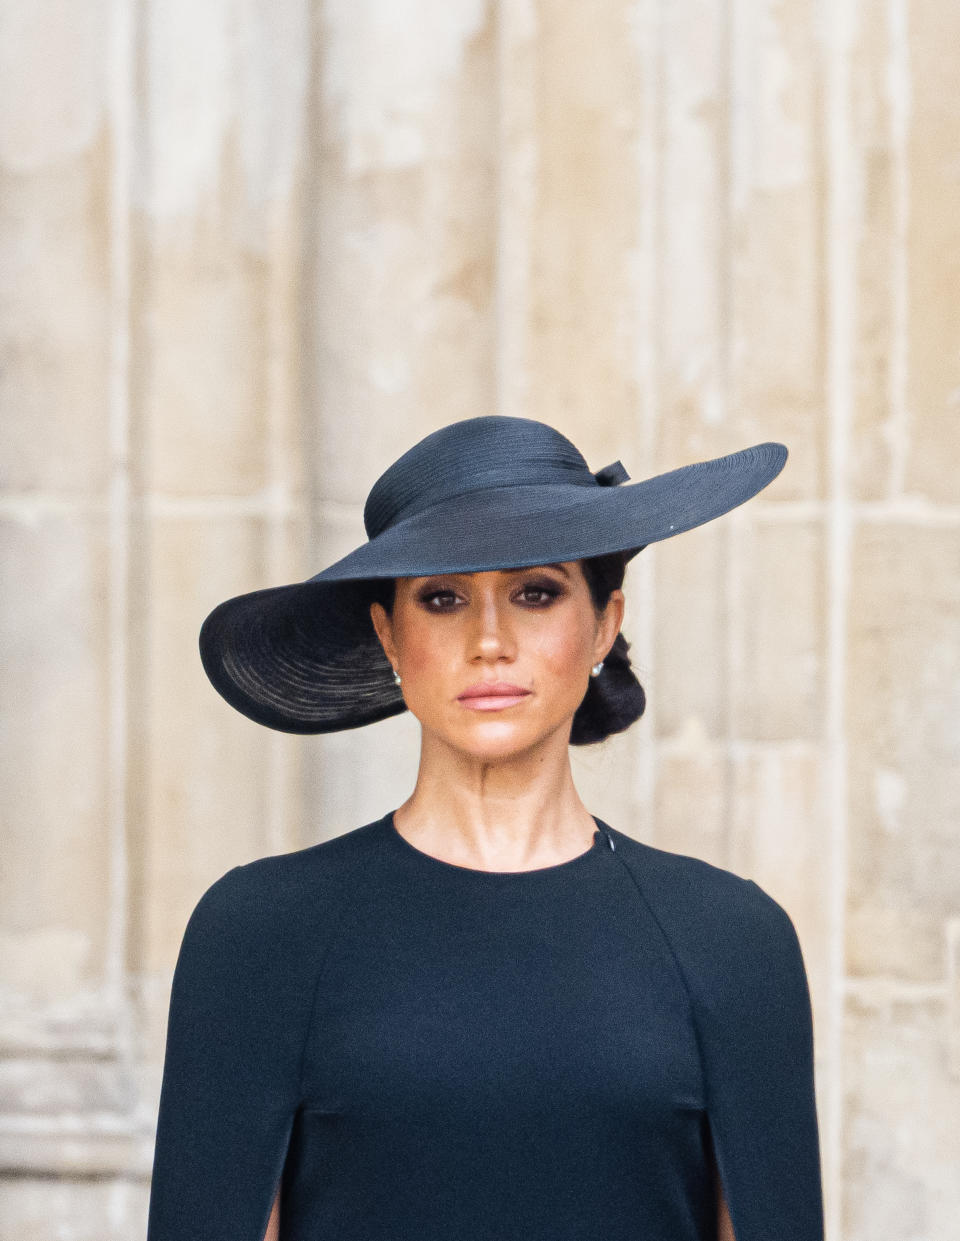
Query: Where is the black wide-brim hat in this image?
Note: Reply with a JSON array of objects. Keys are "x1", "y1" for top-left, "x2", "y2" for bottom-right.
[{"x1": 199, "y1": 416, "x2": 787, "y2": 734}]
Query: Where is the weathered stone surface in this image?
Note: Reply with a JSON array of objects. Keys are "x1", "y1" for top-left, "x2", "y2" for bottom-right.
[
  {"x1": 0, "y1": 992, "x2": 122, "y2": 1057},
  {"x1": 949, "y1": 918, "x2": 960, "y2": 1081},
  {"x1": 0, "y1": 514, "x2": 111, "y2": 999},
  {"x1": 0, "y1": 1177, "x2": 149, "y2": 1241},
  {"x1": 727, "y1": 0, "x2": 824, "y2": 500},
  {"x1": 135, "y1": 514, "x2": 309, "y2": 974},
  {"x1": 517, "y1": 1, "x2": 645, "y2": 436},
  {"x1": 653, "y1": 522, "x2": 727, "y2": 741},
  {"x1": 904, "y1": 0, "x2": 960, "y2": 505},
  {"x1": 654, "y1": 0, "x2": 823, "y2": 499},
  {"x1": 845, "y1": 0, "x2": 960, "y2": 507},
  {"x1": 0, "y1": 1057, "x2": 135, "y2": 1116},
  {"x1": 848, "y1": 0, "x2": 898, "y2": 501},
  {"x1": 654, "y1": 0, "x2": 728, "y2": 471},
  {"x1": 730, "y1": 747, "x2": 831, "y2": 1017},
  {"x1": 847, "y1": 524, "x2": 960, "y2": 980},
  {"x1": 570, "y1": 724, "x2": 647, "y2": 841},
  {"x1": 310, "y1": 1, "x2": 498, "y2": 507},
  {"x1": 311, "y1": 711, "x2": 421, "y2": 841},
  {"x1": 0, "y1": 0, "x2": 112, "y2": 494},
  {"x1": 136, "y1": 0, "x2": 311, "y2": 497},
  {"x1": 733, "y1": 518, "x2": 825, "y2": 741},
  {"x1": 138, "y1": 222, "x2": 275, "y2": 496},
  {"x1": 843, "y1": 990, "x2": 960, "y2": 1239},
  {"x1": 0, "y1": 1126, "x2": 153, "y2": 1179},
  {"x1": 653, "y1": 742, "x2": 727, "y2": 866}
]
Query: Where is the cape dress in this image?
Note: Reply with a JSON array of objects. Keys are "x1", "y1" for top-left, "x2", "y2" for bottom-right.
[{"x1": 145, "y1": 809, "x2": 825, "y2": 1241}]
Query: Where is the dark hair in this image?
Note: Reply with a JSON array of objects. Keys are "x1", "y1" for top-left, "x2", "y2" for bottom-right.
[
  {"x1": 571, "y1": 549, "x2": 646, "y2": 745},
  {"x1": 362, "y1": 550, "x2": 646, "y2": 746}
]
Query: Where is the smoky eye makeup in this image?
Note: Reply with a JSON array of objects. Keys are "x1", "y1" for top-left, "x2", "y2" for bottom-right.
[
  {"x1": 415, "y1": 575, "x2": 565, "y2": 607},
  {"x1": 517, "y1": 577, "x2": 565, "y2": 598}
]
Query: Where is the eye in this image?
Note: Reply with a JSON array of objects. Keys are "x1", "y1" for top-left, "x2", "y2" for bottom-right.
[
  {"x1": 415, "y1": 579, "x2": 564, "y2": 612},
  {"x1": 417, "y1": 588, "x2": 461, "y2": 611},
  {"x1": 517, "y1": 583, "x2": 562, "y2": 606}
]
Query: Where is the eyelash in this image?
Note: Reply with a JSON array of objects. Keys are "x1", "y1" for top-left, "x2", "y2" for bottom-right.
[{"x1": 417, "y1": 583, "x2": 563, "y2": 611}]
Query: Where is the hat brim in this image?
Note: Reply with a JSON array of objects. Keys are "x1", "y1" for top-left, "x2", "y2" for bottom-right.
[{"x1": 199, "y1": 442, "x2": 786, "y2": 734}]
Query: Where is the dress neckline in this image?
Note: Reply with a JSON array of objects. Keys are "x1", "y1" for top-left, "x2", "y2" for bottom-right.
[{"x1": 382, "y1": 808, "x2": 615, "y2": 878}]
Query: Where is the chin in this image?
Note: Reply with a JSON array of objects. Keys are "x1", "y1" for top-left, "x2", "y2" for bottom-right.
[{"x1": 446, "y1": 717, "x2": 565, "y2": 760}]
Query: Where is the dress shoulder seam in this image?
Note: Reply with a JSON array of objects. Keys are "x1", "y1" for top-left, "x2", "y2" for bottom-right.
[
  {"x1": 609, "y1": 850, "x2": 710, "y2": 1108},
  {"x1": 295, "y1": 866, "x2": 367, "y2": 1100}
]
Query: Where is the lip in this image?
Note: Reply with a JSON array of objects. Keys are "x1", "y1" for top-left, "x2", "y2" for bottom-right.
[
  {"x1": 458, "y1": 694, "x2": 531, "y2": 711},
  {"x1": 457, "y1": 681, "x2": 531, "y2": 700},
  {"x1": 457, "y1": 682, "x2": 532, "y2": 710}
]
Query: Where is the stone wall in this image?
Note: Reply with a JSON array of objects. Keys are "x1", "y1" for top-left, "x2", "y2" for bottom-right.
[{"x1": 1, "y1": 1, "x2": 958, "y2": 1237}]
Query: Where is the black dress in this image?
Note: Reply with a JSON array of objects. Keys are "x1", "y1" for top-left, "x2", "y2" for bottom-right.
[{"x1": 145, "y1": 810, "x2": 825, "y2": 1241}]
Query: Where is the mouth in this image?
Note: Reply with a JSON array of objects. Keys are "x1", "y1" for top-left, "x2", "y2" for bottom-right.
[{"x1": 457, "y1": 683, "x2": 532, "y2": 711}]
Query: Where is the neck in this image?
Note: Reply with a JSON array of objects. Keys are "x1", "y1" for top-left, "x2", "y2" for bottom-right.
[{"x1": 391, "y1": 725, "x2": 598, "y2": 870}]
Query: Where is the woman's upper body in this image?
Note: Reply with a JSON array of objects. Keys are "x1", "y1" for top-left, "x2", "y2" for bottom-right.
[
  {"x1": 149, "y1": 534, "x2": 823, "y2": 1240},
  {"x1": 144, "y1": 806, "x2": 823, "y2": 1241}
]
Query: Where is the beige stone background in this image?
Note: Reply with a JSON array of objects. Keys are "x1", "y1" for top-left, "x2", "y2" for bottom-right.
[{"x1": 1, "y1": 0, "x2": 959, "y2": 1238}]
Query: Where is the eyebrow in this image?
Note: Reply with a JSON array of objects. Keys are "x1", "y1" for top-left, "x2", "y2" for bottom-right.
[
  {"x1": 508, "y1": 563, "x2": 570, "y2": 578},
  {"x1": 424, "y1": 563, "x2": 571, "y2": 581}
]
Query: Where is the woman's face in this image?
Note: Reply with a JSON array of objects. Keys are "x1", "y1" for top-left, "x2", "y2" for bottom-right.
[{"x1": 369, "y1": 562, "x2": 625, "y2": 759}]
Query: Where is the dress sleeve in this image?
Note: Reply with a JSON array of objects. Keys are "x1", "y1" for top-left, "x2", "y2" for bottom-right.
[
  {"x1": 696, "y1": 879, "x2": 825, "y2": 1241},
  {"x1": 146, "y1": 865, "x2": 309, "y2": 1241}
]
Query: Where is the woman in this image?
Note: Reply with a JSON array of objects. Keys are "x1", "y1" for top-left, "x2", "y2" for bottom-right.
[{"x1": 145, "y1": 415, "x2": 824, "y2": 1241}]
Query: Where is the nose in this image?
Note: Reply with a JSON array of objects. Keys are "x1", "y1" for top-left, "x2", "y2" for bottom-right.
[{"x1": 467, "y1": 584, "x2": 516, "y2": 663}]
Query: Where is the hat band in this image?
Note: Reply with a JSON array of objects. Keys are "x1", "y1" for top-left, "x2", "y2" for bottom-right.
[{"x1": 370, "y1": 459, "x2": 631, "y2": 538}]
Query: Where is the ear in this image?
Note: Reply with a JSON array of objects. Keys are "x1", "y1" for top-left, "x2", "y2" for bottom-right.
[
  {"x1": 594, "y1": 589, "x2": 625, "y2": 664},
  {"x1": 369, "y1": 601, "x2": 397, "y2": 669}
]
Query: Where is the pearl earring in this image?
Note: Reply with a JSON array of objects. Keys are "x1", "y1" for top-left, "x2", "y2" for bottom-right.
[
  {"x1": 590, "y1": 661, "x2": 604, "y2": 677},
  {"x1": 392, "y1": 668, "x2": 402, "y2": 686}
]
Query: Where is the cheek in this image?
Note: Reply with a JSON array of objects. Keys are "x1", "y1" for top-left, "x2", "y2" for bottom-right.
[
  {"x1": 404, "y1": 644, "x2": 445, "y2": 685},
  {"x1": 392, "y1": 617, "x2": 455, "y2": 684},
  {"x1": 533, "y1": 627, "x2": 593, "y2": 682}
]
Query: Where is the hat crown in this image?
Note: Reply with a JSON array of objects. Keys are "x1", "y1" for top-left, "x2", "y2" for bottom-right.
[{"x1": 363, "y1": 416, "x2": 596, "y2": 539}]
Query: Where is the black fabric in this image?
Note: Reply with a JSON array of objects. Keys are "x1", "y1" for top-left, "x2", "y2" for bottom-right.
[{"x1": 145, "y1": 811, "x2": 824, "y2": 1241}]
